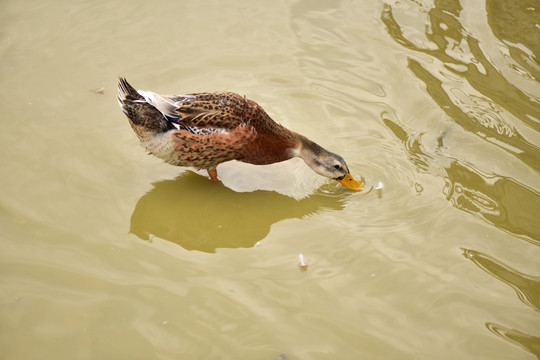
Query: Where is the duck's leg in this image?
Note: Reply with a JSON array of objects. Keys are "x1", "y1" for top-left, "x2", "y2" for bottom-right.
[{"x1": 207, "y1": 168, "x2": 220, "y2": 182}]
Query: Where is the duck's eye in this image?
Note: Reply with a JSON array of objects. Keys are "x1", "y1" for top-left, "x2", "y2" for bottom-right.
[{"x1": 334, "y1": 164, "x2": 341, "y2": 170}]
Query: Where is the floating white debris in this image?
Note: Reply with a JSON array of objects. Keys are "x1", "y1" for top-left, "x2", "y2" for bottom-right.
[
  {"x1": 375, "y1": 182, "x2": 384, "y2": 198},
  {"x1": 91, "y1": 87, "x2": 105, "y2": 94},
  {"x1": 298, "y1": 253, "x2": 307, "y2": 268}
]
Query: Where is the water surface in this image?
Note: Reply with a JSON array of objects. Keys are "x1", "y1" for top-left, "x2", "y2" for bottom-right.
[{"x1": 1, "y1": 0, "x2": 539, "y2": 359}]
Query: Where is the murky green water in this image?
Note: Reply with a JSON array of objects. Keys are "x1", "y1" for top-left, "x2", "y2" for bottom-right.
[{"x1": 1, "y1": 0, "x2": 539, "y2": 359}]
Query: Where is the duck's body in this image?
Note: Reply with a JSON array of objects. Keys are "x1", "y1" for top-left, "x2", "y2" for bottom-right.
[{"x1": 117, "y1": 78, "x2": 361, "y2": 189}]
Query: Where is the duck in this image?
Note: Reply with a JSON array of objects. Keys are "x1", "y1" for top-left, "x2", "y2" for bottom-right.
[{"x1": 117, "y1": 78, "x2": 362, "y2": 190}]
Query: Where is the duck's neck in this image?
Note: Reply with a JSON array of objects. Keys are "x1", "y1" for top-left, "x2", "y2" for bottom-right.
[
  {"x1": 294, "y1": 134, "x2": 326, "y2": 160},
  {"x1": 242, "y1": 130, "x2": 323, "y2": 166},
  {"x1": 292, "y1": 134, "x2": 336, "y2": 176}
]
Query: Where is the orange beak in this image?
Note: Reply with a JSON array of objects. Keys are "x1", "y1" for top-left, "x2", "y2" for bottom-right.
[{"x1": 336, "y1": 173, "x2": 363, "y2": 191}]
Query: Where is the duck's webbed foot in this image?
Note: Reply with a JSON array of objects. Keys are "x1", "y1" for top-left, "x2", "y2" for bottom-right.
[{"x1": 207, "y1": 169, "x2": 221, "y2": 182}]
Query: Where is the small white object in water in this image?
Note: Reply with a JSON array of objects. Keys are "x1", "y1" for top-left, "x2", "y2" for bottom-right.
[
  {"x1": 91, "y1": 87, "x2": 105, "y2": 94},
  {"x1": 375, "y1": 181, "x2": 384, "y2": 198},
  {"x1": 298, "y1": 253, "x2": 307, "y2": 268}
]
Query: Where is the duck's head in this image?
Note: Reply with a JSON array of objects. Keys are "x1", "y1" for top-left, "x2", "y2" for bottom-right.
[{"x1": 296, "y1": 136, "x2": 363, "y2": 191}]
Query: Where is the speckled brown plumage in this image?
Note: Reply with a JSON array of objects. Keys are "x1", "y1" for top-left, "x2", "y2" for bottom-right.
[
  {"x1": 118, "y1": 78, "x2": 297, "y2": 169},
  {"x1": 117, "y1": 78, "x2": 362, "y2": 190}
]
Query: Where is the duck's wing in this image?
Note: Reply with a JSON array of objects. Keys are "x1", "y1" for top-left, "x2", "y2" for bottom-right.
[
  {"x1": 139, "y1": 90, "x2": 250, "y2": 134},
  {"x1": 137, "y1": 90, "x2": 195, "y2": 122}
]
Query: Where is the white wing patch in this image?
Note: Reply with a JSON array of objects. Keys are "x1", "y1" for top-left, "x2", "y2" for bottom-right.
[
  {"x1": 136, "y1": 90, "x2": 229, "y2": 136},
  {"x1": 170, "y1": 122, "x2": 227, "y2": 135},
  {"x1": 137, "y1": 90, "x2": 195, "y2": 118},
  {"x1": 184, "y1": 126, "x2": 229, "y2": 135}
]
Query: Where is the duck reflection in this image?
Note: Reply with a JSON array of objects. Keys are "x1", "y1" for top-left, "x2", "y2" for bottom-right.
[{"x1": 130, "y1": 173, "x2": 346, "y2": 252}]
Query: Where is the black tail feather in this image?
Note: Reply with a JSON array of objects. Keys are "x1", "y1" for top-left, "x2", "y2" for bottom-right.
[
  {"x1": 117, "y1": 77, "x2": 144, "y2": 102},
  {"x1": 117, "y1": 78, "x2": 175, "y2": 133}
]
